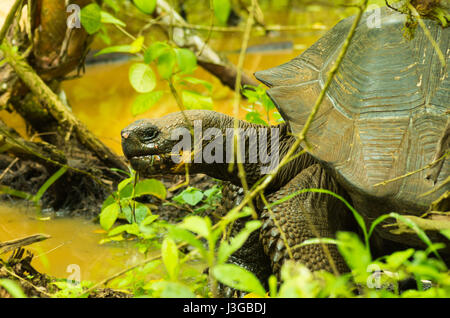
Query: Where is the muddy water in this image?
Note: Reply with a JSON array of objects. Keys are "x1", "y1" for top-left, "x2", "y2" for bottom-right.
[
  {"x1": 0, "y1": 203, "x2": 147, "y2": 282},
  {"x1": 0, "y1": 2, "x2": 347, "y2": 283}
]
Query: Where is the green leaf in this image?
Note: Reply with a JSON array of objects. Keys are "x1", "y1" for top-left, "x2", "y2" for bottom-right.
[
  {"x1": 440, "y1": 229, "x2": 450, "y2": 240},
  {"x1": 132, "y1": 91, "x2": 164, "y2": 116},
  {"x1": 121, "y1": 203, "x2": 149, "y2": 224},
  {"x1": 160, "y1": 282, "x2": 195, "y2": 298},
  {"x1": 174, "y1": 48, "x2": 197, "y2": 74},
  {"x1": 108, "y1": 223, "x2": 140, "y2": 236},
  {"x1": 168, "y1": 226, "x2": 207, "y2": 258},
  {"x1": 182, "y1": 90, "x2": 213, "y2": 110},
  {"x1": 141, "y1": 214, "x2": 159, "y2": 226},
  {"x1": 97, "y1": 37, "x2": 144, "y2": 57},
  {"x1": 296, "y1": 237, "x2": 340, "y2": 247},
  {"x1": 134, "y1": 178, "x2": 166, "y2": 200},
  {"x1": 100, "y1": 203, "x2": 120, "y2": 230},
  {"x1": 268, "y1": 275, "x2": 278, "y2": 298},
  {"x1": 100, "y1": 11, "x2": 126, "y2": 27},
  {"x1": 130, "y1": 36, "x2": 145, "y2": 53},
  {"x1": 134, "y1": 203, "x2": 150, "y2": 224},
  {"x1": 129, "y1": 63, "x2": 156, "y2": 93},
  {"x1": 34, "y1": 167, "x2": 67, "y2": 203},
  {"x1": 104, "y1": 0, "x2": 120, "y2": 13},
  {"x1": 118, "y1": 178, "x2": 132, "y2": 192},
  {"x1": 213, "y1": 0, "x2": 231, "y2": 25},
  {"x1": 212, "y1": 264, "x2": 266, "y2": 297},
  {"x1": 0, "y1": 185, "x2": 33, "y2": 201},
  {"x1": 118, "y1": 183, "x2": 134, "y2": 199},
  {"x1": 0, "y1": 279, "x2": 27, "y2": 298},
  {"x1": 217, "y1": 220, "x2": 261, "y2": 264},
  {"x1": 94, "y1": 45, "x2": 133, "y2": 56},
  {"x1": 173, "y1": 187, "x2": 204, "y2": 206},
  {"x1": 133, "y1": 0, "x2": 157, "y2": 14},
  {"x1": 245, "y1": 111, "x2": 268, "y2": 126},
  {"x1": 101, "y1": 194, "x2": 116, "y2": 211},
  {"x1": 161, "y1": 237, "x2": 179, "y2": 280},
  {"x1": 336, "y1": 232, "x2": 371, "y2": 277},
  {"x1": 180, "y1": 77, "x2": 213, "y2": 92},
  {"x1": 385, "y1": 248, "x2": 415, "y2": 270},
  {"x1": 178, "y1": 215, "x2": 211, "y2": 238},
  {"x1": 80, "y1": 3, "x2": 102, "y2": 34},
  {"x1": 146, "y1": 281, "x2": 195, "y2": 298},
  {"x1": 144, "y1": 42, "x2": 171, "y2": 64},
  {"x1": 157, "y1": 50, "x2": 177, "y2": 79}
]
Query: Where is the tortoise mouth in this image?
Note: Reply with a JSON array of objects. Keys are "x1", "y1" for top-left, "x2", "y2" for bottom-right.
[{"x1": 128, "y1": 154, "x2": 174, "y2": 175}]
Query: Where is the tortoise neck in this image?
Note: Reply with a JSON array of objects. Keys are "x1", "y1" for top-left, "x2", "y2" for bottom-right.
[{"x1": 184, "y1": 111, "x2": 317, "y2": 191}]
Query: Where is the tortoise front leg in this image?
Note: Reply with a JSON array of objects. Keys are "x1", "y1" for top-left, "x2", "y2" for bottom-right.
[{"x1": 260, "y1": 164, "x2": 353, "y2": 275}]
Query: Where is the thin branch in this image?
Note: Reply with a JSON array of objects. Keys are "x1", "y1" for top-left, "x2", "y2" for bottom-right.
[
  {"x1": 408, "y1": 3, "x2": 446, "y2": 68},
  {"x1": 373, "y1": 151, "x2": 449, "y2": 187},
  {"x1": 230, "y1": 0, "x2": 258, "y2": 219}
]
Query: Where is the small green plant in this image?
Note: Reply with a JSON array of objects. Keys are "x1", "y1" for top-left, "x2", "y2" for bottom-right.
[
  {"x1": 51, "y1": 280, "x2": 94, "y2": 298},
  {"x1": 98, "y1": 169, "x2": 166, "y2": 253},
  {"x1": 171, "y1": 185, "x2": 222, "y2": 214},
  {"x1": 242, "y1": 85, "x2": 284, "y2": 126}
]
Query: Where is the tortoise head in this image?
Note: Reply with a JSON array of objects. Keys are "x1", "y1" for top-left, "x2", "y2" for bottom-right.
[{"x1": 121, "y1": 112, "x2": 195, "y2": 176}]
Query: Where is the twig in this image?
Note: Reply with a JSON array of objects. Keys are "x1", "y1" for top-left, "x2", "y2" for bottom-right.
[
  {"x1": 197, "y1": 0, "x2": 215, "y2": 57},
  {"x1": 230, "y1": 0, "x2": 258, "y2": 219},
  {"x1": 408, "y1": 3, "x2": 446, "y2": 68},
  {"x1": 373, "y1": 151, "x2": 449, "y2": 187},
  {"x1": 0, "y1": 157, "x2": 19, "y2": 181}
]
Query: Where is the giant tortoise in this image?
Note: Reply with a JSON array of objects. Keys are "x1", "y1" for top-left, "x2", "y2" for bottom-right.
[{"x1": 121, "y1": 7, "x2": 449, "y2": 279}]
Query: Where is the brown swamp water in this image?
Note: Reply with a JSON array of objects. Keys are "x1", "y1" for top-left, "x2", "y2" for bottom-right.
[{"x1": 0, "y1": 7, "x2": 348, "y2": 282}]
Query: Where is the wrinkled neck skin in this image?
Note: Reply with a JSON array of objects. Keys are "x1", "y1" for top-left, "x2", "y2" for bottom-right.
[{"x1": 181, "y1": 110, "x2": 317, "y2": 193}]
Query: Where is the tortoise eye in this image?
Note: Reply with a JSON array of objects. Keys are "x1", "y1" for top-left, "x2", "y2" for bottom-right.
[{"x1": 141, "y1": 128, "x2": 159, "y2": 143}]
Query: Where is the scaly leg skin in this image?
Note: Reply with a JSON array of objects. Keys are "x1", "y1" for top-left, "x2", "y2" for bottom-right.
[{"x1": 260, "y1": 164, "x2": 353, "y2": 276}]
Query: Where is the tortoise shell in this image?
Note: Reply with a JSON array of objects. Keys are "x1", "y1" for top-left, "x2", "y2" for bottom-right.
[{"x1": 255, "y1": 7, "x2": 449, "y2": 219}]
